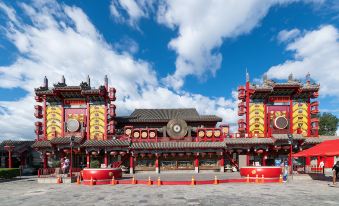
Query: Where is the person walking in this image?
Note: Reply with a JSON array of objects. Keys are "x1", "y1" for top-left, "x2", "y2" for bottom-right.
[{"x1": 332, "y1": 161, "x2": 339, "y2": 186}]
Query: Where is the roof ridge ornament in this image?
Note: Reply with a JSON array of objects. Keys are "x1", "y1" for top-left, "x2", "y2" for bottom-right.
[
  {"x1": 53, "y1": 75, "x2": 67, "y2": 87},
  {"x1": 288, "y1": 73, "x2": 293, "y2": 82},
  {"x1": 246, "y1": 68, "x2": 250, "y2": 82},
  {"x1": 306, "y1": 72, "x2": 311, "y2": 86},
  {"x1": 87, "y1": 75, "x2": 91, "y2": 87},
  {"x1": 44, "y1": 76, "x2": 48, "y2": 88}
]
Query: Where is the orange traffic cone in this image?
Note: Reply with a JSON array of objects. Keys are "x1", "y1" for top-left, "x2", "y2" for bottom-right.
[
  {"x1": 132, "y1": 176, "x2": 136, "y2": 184},
  {"x1": 279, "y1": 174, "x2": 283, "y2": 183},
  {"x1": 157, "y1": 177, "x2": 161, "y2": 186},
  {"x1": 77, "y1": 176, "x2": 81, "y2": 185},
  {"x1": 111, "y1": 176, "x2": 116, "y2": 185},
  {"x1": 246, "y1": 174, "x2": 250, "y2": 183},
  {"x1": 255, "y1": 174, "x2": 258, "y2": 183},
  {"x1": 214, "y1": 176, "x2": 218, "y2": 184},
  {"x1": 261, "y1": 175, "x2": 264, "y2": 183},
  {"x1": 56, "y1": 176, "x2": 61, "y2": 184},
  {"x1": 191, "y1": 176, "x2": 195, "y2": 185},
  {"x1": 147, "y1": 176, "x2": 152, "y2": 186},
  {"x1": 90, "y1": 177, "x2": 94, "y2": 186}
]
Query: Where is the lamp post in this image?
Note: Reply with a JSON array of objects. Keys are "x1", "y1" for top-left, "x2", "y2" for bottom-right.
[
  {"x1": 287, "y1": 134, "x2": 293, "y2": 179},
  {"x1": 69, "y1": 136, "x2": 75, "y2": 178}
]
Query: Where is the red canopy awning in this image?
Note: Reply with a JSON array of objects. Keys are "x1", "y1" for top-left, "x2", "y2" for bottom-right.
[{"x1": 293, "y1": 139, "x2": 339, "y2": 157}]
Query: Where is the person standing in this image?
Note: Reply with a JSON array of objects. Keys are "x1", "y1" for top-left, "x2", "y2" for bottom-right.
[
  {"x1": 332, "y1": 161, "x2": 339, "y2": 186},
  {"x1": 319, "y1": 160, "x2": 324, "y2": 174}
]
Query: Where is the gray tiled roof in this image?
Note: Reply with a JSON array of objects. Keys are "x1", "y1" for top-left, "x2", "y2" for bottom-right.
[
  {"x1": 130, "y1": 141, "x2": 226, "y2": 149},
  {"x1": 272, "y1": 134, "x2": 305, "y2": 140},
  {"x1": 0, "y1": 140, "x2": 34, "y2": 147},
  {"x1": 117, "y1": 108, "x2": 222, "y2": 123},
  {"x1": 304, "y1": 136, "x2": 339, "y2": 144},
  {"x1": 224, "y1": 138, "x2": 274, "y2": 145},
  {"x1": 81, "y1": 140, "x2": 130, "y2": 147},
  {"x1": 31, "y1": 140, "x2": 52, "y2": 148},
  {"x1": 50, "y1": 137, "x2": 84, "y2": 144}
]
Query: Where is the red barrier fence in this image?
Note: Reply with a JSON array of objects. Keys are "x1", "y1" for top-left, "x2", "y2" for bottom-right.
[{"x1": 38, "y1": 168, "x2": 82, "y2": 178}]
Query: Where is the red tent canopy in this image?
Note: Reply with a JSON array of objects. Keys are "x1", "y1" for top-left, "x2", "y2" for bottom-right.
[{"x1": 293, "y1": 139, "x2": 339, "y2": 157}]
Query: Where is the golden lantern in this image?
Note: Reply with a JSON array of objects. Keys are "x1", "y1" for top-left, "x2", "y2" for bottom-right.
[
  {"x1": 141, "y1": 131, "x2": 148, "y2": 139},
  {"x1": 198, "y1": 130, "x2": 205, "y2": 138},
  {"x1": 206, "y1": 130, "x2": 213, "y2": 138}
]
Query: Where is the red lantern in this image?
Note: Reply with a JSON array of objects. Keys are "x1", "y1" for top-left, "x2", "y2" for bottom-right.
[
  {"x1": 201, "y1": 152, "x2": 206, "y2": 157},
  {"x1": 147, "y1": 153, "x2": 153, "y2": 158},
  {"x1": 110, "y1": 151, "x2": 118, "y2": 156},
  {"x1": 178, "y1": 153, "x2": 184, "y2": 157},
  {"x1": 171, "y1": 153, "x2": 176, "y2": 157},
  {"x1": 282, "y1": 146, "x2": 290, "y2": 150},
  {"x1": 141, "y1": 153, "x2": 146, "y2": 158},
  {"x1": 163, "y1": 153, "x2": 168, "y2": 158},
  {"x1": 119, "y1": 151, "x2": 126, "y2": 156},
  {"x1": 256, "y1": 149, "x2": 264, "y2": 154},
  {"x1": 186, "y1": 152, "x2": 191, "y2": 157},
  {"x1": 208, "y1": 152, "x2": 213, "y2": 158},
  {"x1": 63, "y1": 149, "x2": 70, "y2": 153}
]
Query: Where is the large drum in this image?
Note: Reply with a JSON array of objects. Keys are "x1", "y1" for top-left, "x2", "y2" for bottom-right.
[
  {"x1": 82, "y1": 168, "x2": 122, "y2": 184},
  {"x1": 240, "y1": 166, "x2": 282, "y2": 178}
]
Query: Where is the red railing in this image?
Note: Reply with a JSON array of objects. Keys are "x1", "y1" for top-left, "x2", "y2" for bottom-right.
[{"x1": 37, "y1": 167, "x2": 82, "y2": 178}]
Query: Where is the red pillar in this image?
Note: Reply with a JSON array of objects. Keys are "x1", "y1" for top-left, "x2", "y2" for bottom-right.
[
  {"x1": 305, "y1": 156, "x2": 311, "y2": 166},
  {"x1": 245, "y1": 81, "x2": 250, "y2": 134},
  {"x1": 155, "y1": 155, "x2": 159, "y2": 173},
  {"x1": 43, "y1": 154, "x2": 47, "y2": 169},
  {"x1": 8, "y1": 149, "x2": 12, "y2": 168},
  {"x1": 246, "y1": 152, "x2": 250, "y2": 166},
  {"x1": 104, "y1": 153, "x2": 108, "y2": 167},
  {"x1": 264, "y1": 100, "x2": 267, "y2": 137},
  {"x1": 86, "y1": 153, "x2": 90, "y2": 168},
  {"x1": 219, "y1": 154, "x2": 225, "y2": 167},
  {"x1": 129, "y1": 155, "x2": 134, "y2": 174},
  {"x1": 262, "y1": 152, "x2": 266, "y2": 166},
  {"x1": 289, "y1": 99, "x2": 294, "y2": 134},
  {"x1": 195, "y1": 155, "x2": 199, "y2": 167}
]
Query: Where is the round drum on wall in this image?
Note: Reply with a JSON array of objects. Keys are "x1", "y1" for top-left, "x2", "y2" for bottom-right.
[
  {"x1": 67, "y1": 119, "x2": 80, "y2": 132},
  {"x1": 166, "y1": 119, "x2": 188, "y2": 139},
  {"x1": 274, "y1": 116, "x2": 288, "y2": 129}
]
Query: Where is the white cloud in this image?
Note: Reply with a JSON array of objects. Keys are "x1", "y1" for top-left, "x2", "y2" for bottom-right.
[
  {"x1": 110, "y1": 0, "x2": 154, "y2": 27},
  {"x1": 267, "y1": 25, "x2": 339, "y2": 97},
  {"x1": 0, "y1": 1, "x2": 238, "y2": 139},
  {"x1": 277, "y1": 28, "x2": 301, "y2": 42},
  {"x1": 156, "y1": 0, "x2": 323, "y2": 89}
]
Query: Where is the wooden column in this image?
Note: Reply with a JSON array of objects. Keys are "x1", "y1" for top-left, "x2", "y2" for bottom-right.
[
  {"x1": 194, "y1": 154, "x2": 199, "y2": 173},
  {"x1": 155, "y1": 155, "x2": 159, "y2": 174},
  {"x1": 86, "y1": 153, "x2": 90, "y2": 168},
  {"x1": 246, "y1": 152, "x2": 250, "y2": 166},
  {"x1": 104, "y1": 153, "x2": 108, "y2": 167},
  {"x1": 219, "y1": 152, "x2": 225, "y2": 172},
  {"x1": 5, "y1": 146, "x2": 14, "y2": 168},
  {"x1": 129, "y1": 155, "x2": 134, "y2": 174},
  {"x1": 8, "y1": 149, "x2": 13, "y2": 168},
  {"x1": 43, "y1": 154, "x2": 48, "y2": 169},
  {"x1": 262, "y1": 152, "x2": 266, "y2": 166}
]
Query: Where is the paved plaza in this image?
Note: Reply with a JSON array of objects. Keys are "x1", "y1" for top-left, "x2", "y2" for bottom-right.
[{"x1": 0, "y1": 175, "x2": 338, "y2": 206}]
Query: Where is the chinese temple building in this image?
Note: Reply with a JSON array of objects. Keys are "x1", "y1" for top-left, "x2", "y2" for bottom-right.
[{"x1": 30, "y1": 73, "x2": 338, "y2": 174}]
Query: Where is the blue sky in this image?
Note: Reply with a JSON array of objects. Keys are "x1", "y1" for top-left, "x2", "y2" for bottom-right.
[{"x1": 0, "y1": 0, "x2": 339, "y2": 139}]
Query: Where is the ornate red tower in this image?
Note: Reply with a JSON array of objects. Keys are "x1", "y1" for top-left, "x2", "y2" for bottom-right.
[{"x1": 237, "y1": 72, "x2": 319, "y2": 138}]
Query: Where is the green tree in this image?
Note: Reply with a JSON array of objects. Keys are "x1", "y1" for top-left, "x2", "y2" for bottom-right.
[{"x1": 318, "y1": 112, "x2": 339, "y2": 136}]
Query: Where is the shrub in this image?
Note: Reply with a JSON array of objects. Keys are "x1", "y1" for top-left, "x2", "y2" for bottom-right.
[
  {"x1": 0, "y1": 168, "x2": 20, "y2": 179},
  {"x1": 90, "y1": 160, "x2": 100, "y2": 168}
]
